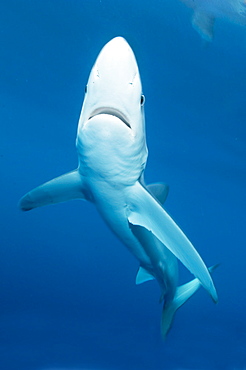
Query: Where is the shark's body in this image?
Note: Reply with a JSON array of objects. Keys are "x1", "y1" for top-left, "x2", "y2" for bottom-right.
[
  {"x1": 19, "y1": 37, "x2": 218, "y2": 337},
  {"x1": 180, "y1": 0, "x2": 246, "y2": 40}
]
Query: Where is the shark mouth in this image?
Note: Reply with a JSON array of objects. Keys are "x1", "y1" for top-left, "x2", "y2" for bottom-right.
[{"x1": 88, "y1": 108, "x2": 131, "y2": 128}]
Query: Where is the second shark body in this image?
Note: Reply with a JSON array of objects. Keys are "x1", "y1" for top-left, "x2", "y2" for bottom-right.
[
  {"x1": 19, "y1": 37, "x2": 218, "y2": 337},
  {"x1": 180, "y1": 0, "x2": 246, "y2": 41}
]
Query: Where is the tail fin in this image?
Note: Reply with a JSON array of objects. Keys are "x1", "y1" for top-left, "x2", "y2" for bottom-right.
[{"x1": 161, "y1": 264, "x2": 219, "y2": 338}]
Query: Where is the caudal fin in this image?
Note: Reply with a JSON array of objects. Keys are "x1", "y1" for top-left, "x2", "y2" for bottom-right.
[{"x1": 161, "y1": 264, "x2": 219, "y2": 338}]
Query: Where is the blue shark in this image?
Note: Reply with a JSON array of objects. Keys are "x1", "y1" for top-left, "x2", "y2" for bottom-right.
[
  {"x1": 180, "y1": 0, "x2": 246, "y2": 41},
  {"x1": 19, "y1": 37, "x2": 218, "y2": 337}
]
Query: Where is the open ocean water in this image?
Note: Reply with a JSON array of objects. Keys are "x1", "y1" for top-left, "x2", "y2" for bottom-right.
[{"x1": 0, "y1": 1, "x2": 246, "y2": 369}]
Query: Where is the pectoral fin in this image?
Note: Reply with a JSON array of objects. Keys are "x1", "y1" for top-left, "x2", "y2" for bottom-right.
[
  {"x1": 192, "y1": 10, "x2": 215, "y2": 41},
  {"x1": 127, "y1": 182, "x2": 218, "y2": 303},
  {"x1": 19, "y1": 169, "x2": 85, "y2": 211}
]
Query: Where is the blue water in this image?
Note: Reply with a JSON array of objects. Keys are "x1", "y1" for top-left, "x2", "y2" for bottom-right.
[{"x1": 1, "y1": 1, "x2": 246, "y2": 369}]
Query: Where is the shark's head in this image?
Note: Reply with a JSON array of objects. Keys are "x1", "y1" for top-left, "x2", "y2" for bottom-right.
[
  {"x1": 77, "y1": 37, "x2": 148, "y2": 185},
  {"x1": 78, "y1": 37, "x2": 145, "y2": 135}
]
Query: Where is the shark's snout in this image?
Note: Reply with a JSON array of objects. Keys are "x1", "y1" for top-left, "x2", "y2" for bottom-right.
[{"x1": 101, "y1": 36, "x2": 131, "y2": 54}]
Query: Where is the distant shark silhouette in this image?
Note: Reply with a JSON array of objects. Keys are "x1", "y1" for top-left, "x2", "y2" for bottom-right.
[
  {"x1": 180, "y1": 0, "x2": 246, "y2": 41},
  {"x1": 19, "y1": 37, "x2": 218, "y2": 338}
]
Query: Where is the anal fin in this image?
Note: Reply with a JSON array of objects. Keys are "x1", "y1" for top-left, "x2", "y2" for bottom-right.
[{"x1": 136, "y1": 266, "x2": 155, "y2": 285}]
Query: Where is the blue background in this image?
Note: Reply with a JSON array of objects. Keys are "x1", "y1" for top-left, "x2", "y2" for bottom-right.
[{"x1": 1, "y1": 1, "x2": 245, "y2": 369}]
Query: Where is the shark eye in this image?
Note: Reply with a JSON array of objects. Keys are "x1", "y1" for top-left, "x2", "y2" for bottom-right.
[
  {"x1": 85, "y1": 85, "x2": 88, "y2": 93},
  {"x1": 140, "y1": 94, "x2": 145, "y2": 106}
]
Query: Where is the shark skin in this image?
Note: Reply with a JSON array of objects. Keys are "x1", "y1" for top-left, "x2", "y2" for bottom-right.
[
  {"x1": 180, "y1": 0, "x2": 246, "y2": 41},
  {"x1": 19, "y1": 37, "x2": 218, "y2": 337}
]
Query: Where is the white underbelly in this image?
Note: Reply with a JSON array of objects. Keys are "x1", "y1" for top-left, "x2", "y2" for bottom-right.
[{"x1": 90, "y1": 180, "x2": 152, "y2": 268}]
